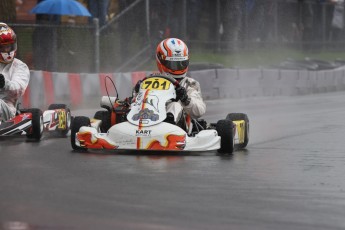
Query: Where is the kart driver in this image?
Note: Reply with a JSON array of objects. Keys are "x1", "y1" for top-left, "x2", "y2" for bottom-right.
[
  {"x1": 0, "y1": 23, "x2": 30, "y2": 122},
  {"x1": 135, "y1": 38, "x2": 206, "y2": 126}
]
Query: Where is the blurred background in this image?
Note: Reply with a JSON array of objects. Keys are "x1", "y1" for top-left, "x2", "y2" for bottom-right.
[{"x1": 2, "y1": 0, "x2": 345, "y2": 73}]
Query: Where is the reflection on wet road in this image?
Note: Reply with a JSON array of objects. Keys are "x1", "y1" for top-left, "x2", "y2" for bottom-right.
[{"x1": 1, "y1": 92, "x2": 345, "y2": 230}]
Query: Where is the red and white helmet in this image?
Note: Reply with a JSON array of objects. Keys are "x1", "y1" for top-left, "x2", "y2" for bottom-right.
[
  {"x1": 0, "y1": 23, "x2": 17, "y2": 64},
  {"x1": 156, "y1": 38, "x2": 189, "y2": 79}
]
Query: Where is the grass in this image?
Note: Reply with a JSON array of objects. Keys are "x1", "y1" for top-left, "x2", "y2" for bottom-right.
[
  {"x1": 139, "y1": 46, "x2": 345, "y2": 72},
  {"x1": 190, "y1": 48, "x2": 345, "y2": 69}
]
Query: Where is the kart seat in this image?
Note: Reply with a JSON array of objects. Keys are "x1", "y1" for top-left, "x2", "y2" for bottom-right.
[{"x1": 100, "y1": 96, "x2": 117, "y2": 111}]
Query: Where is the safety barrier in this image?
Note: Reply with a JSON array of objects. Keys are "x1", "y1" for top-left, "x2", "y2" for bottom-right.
[
  {"x1": 23, "y1": 71, "x2": 149, "y2": 108},
  {"x1": 22, "y1": 68, "x2": 345, "y2": 109}
]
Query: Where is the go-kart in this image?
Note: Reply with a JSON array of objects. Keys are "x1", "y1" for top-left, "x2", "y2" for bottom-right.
[
  {"x1": 71, "y1": 75, "x2": 249, "y2": 154},
  {"x1": 0, "y1": 103, "x2": 72, "y2": 141}
]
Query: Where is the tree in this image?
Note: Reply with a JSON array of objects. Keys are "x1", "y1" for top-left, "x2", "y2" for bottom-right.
[{"x1": 0, "y1": 0, "x2": 16, "y2": 22}]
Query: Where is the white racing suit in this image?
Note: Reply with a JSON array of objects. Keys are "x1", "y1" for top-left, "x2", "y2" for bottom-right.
[
  {"x1": 0, "y1": 59, "x2": 30, "y2": 122},
  {"x1": 167, "y1": 75, "x2": 206, "y2": 125}
]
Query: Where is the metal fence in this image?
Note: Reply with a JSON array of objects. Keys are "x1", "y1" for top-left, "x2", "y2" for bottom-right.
[{"x1": 9, "y1": 0, "x2": 345, "y2": 73}]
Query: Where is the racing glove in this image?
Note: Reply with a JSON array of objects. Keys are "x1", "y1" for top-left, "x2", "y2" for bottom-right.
[
  {"x1": 176, "y1": 86, "x2": 190, "y2": 106},
  {"x1": 0, "y1": 74, "x2": 5, "y2": 89}
]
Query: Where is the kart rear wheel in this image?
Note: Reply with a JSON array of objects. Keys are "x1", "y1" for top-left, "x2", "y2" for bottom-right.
[
  {"x1": 71, "y1": 116, "x2": 90, "y2": 151},
  {"x1": 48, "y1": 103, "x2": 72, "y2": 136},
  {"x1": 26, "y1": 108, "x2": 43, "y2": 141},
  {"x1": 94, "y1": 110, "x2": 111, "y2": 132},
  {"x1": 216, "y1": 119, "x2": 234, "y2": 154},
  {"x1": 226, "y1": 113, "x2": 249, "y2": 149}
]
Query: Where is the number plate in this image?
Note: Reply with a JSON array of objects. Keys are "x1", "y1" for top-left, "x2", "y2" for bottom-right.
[{"x1": 142, "y1": 78, "x2": 171, "y2": 90}]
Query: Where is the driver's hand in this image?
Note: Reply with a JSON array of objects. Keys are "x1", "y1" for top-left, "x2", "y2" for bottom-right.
[
  {"x1": 0, "y1": 74, "x2": 5, "y2": 89},
  {"x1": 134, "y1": 80, "x2": 142, "y2": 93},
  {"x1": 176, "y1": 86, "x2": 190, "y2": 105}
]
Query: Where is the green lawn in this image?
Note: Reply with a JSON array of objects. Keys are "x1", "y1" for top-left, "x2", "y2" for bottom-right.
[
  {"x1": 139, "y1": 47, "x2": 345, "y2": 71},
  {"x1": 191, "y1": 49, "x2": 345, "y2": 69}
]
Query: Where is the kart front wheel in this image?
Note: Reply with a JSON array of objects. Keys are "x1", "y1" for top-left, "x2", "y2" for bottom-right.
[
  {"x1": 26, "y1": 108, "x2": 44, "y2": 141},
  {"x1": 216, "y1": 119, "x2": 234, "y2": 154},
  {"x1": 71, "y1": 116, "x2": 90, "y2": 151},
  {"x1": 48, "y1": 103, "x2": 72, "y2": 136},
  {"x1": 226, "y1": 113, "x2": 249, "y2": 149}
]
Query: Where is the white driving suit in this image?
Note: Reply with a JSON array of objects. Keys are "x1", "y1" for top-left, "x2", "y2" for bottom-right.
[
  {"x1": 0, "y1": 58, "x2": 30, "y2": 121},
  {"x1": 167, "y1": 75, "x2": 206, "y2": 123}
]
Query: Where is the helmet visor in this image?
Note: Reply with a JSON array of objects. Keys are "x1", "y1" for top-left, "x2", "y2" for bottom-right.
[
  {"x1": 0, "y1": 43, "x2": 16, "y2": 53},
  {"x1": 163, "y1": 60, "x2": 189, "y2": 71}
]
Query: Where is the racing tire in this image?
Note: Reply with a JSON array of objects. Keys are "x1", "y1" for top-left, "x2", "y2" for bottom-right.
[
  {"x1": 226, "y1": 113, "x2": 249, "y2": 149},
  {"x1": 216, "y1": 119, "x2": 234, "y2": 154},
  {"x1": 26, "y1": 108, "x2": 44, "y2": 141},
  {"x1": 48, "y1": 104, "x2": 72, "y2": 136},
  {"x1": 71, "y1": 116, "x2": 90, "y2": 151},
  {"x1": 93, "y1": 110, "x2": 111, "y2": 132}
]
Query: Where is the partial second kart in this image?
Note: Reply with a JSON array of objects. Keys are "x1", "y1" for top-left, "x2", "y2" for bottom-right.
[{"x1": 0, "y1": 103, "x2": 72, "y2": 141}]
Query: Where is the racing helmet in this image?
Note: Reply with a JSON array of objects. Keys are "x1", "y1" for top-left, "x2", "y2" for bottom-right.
[
  {"x1": 156, "y1": 38, "x2": 189, "y2": 79},
  {"x1": 0, "y1": 23, "x2": 17, "y2": 64}
]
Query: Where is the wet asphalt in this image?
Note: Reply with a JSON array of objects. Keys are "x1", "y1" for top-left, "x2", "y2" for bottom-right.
[{"x1": 1, "y1": 92, "x2": 345, "y2": 230}]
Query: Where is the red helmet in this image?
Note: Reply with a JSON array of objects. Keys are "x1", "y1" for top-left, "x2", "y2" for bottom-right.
[
  {"x1": 156, "y1": 38, "x2": 189, "y2": 79},
  {"x1": 0, "y1": 23, "x2": 17, "y2": 64}
]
